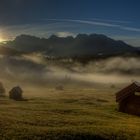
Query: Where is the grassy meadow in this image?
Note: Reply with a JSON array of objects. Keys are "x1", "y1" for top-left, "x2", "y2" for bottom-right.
[{"x1": 0, "y1": 85, "x2": 140, "y2": 140}]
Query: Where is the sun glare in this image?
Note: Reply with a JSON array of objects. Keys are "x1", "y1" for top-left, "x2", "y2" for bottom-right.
[{"x1": 0, "y1": 37, "x2": 5, "y2": 43}]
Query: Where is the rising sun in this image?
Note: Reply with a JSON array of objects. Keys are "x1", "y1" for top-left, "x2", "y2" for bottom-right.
[{"x1": 0, "y1": 37, "x2": 5, "y2": 43}]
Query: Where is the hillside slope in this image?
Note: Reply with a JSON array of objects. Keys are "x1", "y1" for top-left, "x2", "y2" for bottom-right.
[{"x1": 6, "y1": 34, "x2": 139, "y2": 58}]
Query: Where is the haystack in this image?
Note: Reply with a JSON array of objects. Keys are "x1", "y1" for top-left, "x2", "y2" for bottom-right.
[
  {"x1": 9, "y1": 86, "x2": 23, "y2": 100},
  {"x1": 0, "y1": 82, "x2": 5, "y2": 96}
]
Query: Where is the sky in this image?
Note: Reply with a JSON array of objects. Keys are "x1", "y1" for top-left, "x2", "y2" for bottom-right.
[{"x1": 0, "y1": 0, "x2": 140, "y2": 46}]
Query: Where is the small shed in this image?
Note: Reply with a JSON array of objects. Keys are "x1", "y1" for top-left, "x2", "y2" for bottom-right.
[
  {"x1": 9, "y1": 86, "x2": 23, "y2": 100},
  {"x1": 116, "y1": 82, "x2": 140, "y2": 116}
]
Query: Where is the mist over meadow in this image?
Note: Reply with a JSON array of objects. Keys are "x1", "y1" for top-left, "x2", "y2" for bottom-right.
[
  {"x1": 0, "y1": 34, "x2": 139, "y2": 89},
  {"x1": 0, "y1": 53, "x2": 139, "y2": 86}
]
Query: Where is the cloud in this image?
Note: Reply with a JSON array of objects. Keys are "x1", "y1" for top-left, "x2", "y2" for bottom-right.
[
  {"x1": 44, "y1": 18, "x2": 120, "y2": 27},
  {"x1": 43, "y1": 18, "x2": 140, "y2": 33},
  {"x1": 120, "y1": 27, "x2": 140, "y2": 32},
  {"x1": 1, "y1": 18, "x2": 140, "y2": 47},
  {"x1": 69, "y1": 19, "x2": 121, "y2": 27},
  {"x1": 55, "y1": 32, "x2": 76, "y2": 37},
  {"x1": 1, "y1": 21, "x2": 79, "y2": 40},
  {"x1": 91, "y1": 18, "x2": 132, "y2": 24}
]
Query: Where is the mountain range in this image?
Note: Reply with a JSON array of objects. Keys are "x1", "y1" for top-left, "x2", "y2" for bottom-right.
[{"x1": 2, "y1": 34, "x2": 140, "y2": 59}]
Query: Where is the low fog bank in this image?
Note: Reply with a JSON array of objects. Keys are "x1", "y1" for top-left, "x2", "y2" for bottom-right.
[{"x1": 0, "y1": 54, "x2": 140, "y2": 90}]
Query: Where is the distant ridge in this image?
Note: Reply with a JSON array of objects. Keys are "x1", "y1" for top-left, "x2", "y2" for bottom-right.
[{"x1": 4, "y1": 34, "x2": 140, "y2": 59}]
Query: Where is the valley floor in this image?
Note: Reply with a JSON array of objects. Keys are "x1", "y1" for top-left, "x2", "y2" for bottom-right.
[{"x1": 0, "y1": 87, "x2": 140, "y2": 140}]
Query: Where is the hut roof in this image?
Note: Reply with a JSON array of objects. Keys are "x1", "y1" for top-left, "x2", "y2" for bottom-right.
[{"x1": 116, "y1": 82, "x2": 140, "y2": 102}]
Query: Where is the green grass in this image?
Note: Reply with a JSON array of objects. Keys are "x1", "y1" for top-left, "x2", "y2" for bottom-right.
[{"x1": 0, "y1": 87, "x2": 140, "y2": 140}]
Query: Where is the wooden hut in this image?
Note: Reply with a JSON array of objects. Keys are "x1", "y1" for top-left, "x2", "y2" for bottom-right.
[{"x1": 116, "y1": 82, "x2": 140, "y2": 116}]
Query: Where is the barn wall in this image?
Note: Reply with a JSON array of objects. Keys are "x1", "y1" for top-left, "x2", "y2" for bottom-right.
[
  {"x1": 119, "y1": 95, "x2": 140, "y2": 116},
  {"x1": 118, "y1": 94, "x2": 134, "y2": 112}
]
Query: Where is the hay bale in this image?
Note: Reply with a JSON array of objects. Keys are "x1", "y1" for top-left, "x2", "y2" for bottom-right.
[
  {"x1": 110, "y1": 84, "x2": 115, "y2": 88},
  {"x1": 55, "y1": 85, "x2": 64, "y2": 90},
  {"x1": 0, "y1": 82, "x2": 5, "y2": 96},
  {"x1": 9, "y1": 86, "x2": 23, "y2": 100}
]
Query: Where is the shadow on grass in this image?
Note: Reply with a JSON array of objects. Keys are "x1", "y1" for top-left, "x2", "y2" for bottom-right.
[
  {"x1": 51, "y1": 134, "x2": 108, "y2": 140},
  {"x1": 10, "y1": 98, "x2": 28, "y2": 101},
  {"x1": 11, "y1": 132, "x2": 108, "y2": 140}
]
